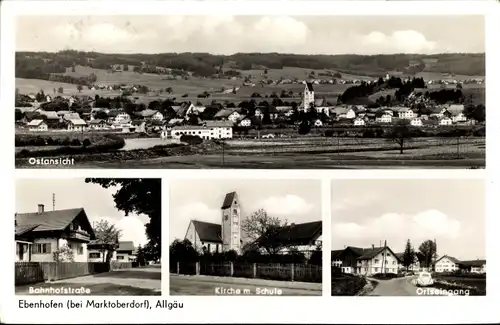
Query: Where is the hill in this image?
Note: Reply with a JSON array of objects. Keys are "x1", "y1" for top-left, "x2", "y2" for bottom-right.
[{"x1": 16, "y1": 51, "x2": 485, "y2": 81}]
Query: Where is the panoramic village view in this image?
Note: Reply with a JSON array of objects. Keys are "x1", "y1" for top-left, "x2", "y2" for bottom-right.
[
  {"x1": 14, "y1": 178, "x2": 162, "y2": 296},
  {"x1": 14, "y1": 15, "x2": 485, "y2": 169},
  {"x1": 330, "y1": 179, "x2": 486, "y2": 296},
  {"x1": 169, "y1": 179, "x2": 322, "y2": 296}
]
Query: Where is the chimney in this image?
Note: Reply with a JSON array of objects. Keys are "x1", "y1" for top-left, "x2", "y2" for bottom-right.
[{"x1": 38, "y1": 204, "x2": 44, "y2": 214}]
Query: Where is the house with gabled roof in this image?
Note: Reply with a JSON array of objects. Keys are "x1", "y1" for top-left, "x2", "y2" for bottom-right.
[
  {"x1": 27, "y1": 119, "x2": 48, "y2": 132},
  {"x1": 331, "y1": 244, "x2": 401, "y2": 275},
  {"x1": 116, "y1": 241, "x2": 137, "y2": 262},
  {"x1": 15, "y1": 204, "x2": 96, "y2": 262}
]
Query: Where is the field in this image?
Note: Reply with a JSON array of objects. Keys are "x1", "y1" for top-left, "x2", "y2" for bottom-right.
[{"x1": 433, "y1": 275, "x2": 486, "y2": 295}]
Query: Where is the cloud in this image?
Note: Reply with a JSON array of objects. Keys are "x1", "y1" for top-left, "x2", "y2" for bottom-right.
[
  {"x1": 88, "y1": 215, "x2": 148, "y2": 247},
  {"x1": 331, "y1": 194, "x2": 382, "y2": 212},
  {"x1": 255, "y1": 194, "x2": 314, "y2": 217},
  {"x1": 358, "y1": 30, "x2": 437, "y2": 54},
  {"x1": 332, "y1": 209, "x2": 461, "y2": 245}
]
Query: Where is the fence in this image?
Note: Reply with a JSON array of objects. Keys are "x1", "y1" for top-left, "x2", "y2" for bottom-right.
[
  {"x1": 15, "y1": 261, "x2": 134, "y2": 286},
  {"x1": 172, "y1": 262, "x2": 322, "y2": 283}
]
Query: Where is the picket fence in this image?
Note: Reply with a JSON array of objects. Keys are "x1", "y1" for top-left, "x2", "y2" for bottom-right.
[
  {"x1": 15, "y1": 261, "x2": 134, "y2": 285},
  {"x1": 171, "y1": 262, "x2": 322, "y2": 283}
]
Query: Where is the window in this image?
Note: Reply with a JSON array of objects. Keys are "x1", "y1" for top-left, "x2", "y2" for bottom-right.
[
  {"x1": 117, "y1": 256, "x2": 124, "y2": 260},
  {"x1": 89, "y1": 252, "x2": 100, "y2": 259},
  {"x1": 385, "y1": 260, "x2": 388, "y2": 264},
  {"x1": 33, "y1": 243, "x2": 51, "y2": 254},
  {"x1": 233, "y1": 208, "x2": 238, "y2": 214},
  {"x1": 374, "y1": 259, "x2": 379, "y2": 263},
  {"x1": 224, "y1": 215, "x2": 228, "y2": 221},
  {"x1": 207, "y1": 244, "x2": 211, "y2": 251},
  {"x1": 393, "y1": 261, "x2": 396, "y2": 264},
  {"x1": 374, "y1": 267, "x2": 378, "y2": 272},
  {"x1": 78, "y1": 246, "x2": 84, "y2": 255}
]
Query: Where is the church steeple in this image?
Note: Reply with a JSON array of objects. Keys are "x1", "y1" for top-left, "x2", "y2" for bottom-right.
[{"x1": 221, "y1": 191, "x2": 241, "y2": 253}]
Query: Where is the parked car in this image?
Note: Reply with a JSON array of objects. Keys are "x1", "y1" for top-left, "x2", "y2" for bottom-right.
[{"x1": 414, "y1": 271, "x2": 434, "y2": 287}]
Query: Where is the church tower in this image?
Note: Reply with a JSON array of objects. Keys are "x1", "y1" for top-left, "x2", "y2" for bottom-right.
[{"x1": 221, "y1": 191, "x2": 241, "y2": 253}]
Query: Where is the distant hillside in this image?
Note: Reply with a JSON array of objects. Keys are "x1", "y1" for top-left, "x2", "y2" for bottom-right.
[{"x1": 16, "y1": 51, "x2": 485, "y2": 81}]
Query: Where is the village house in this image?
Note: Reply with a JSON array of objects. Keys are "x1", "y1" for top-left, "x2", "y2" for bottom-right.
[
  {"x1": 87, "y1": 240, "x2": 137, "y2": 262},
  {"x1": 397, "y1": 107, "x2": 415, "y2": 119},
  {"x1": 353, "y1": 117, "x2": 366, "y2": 126},
  {"x1": 238, "y1": 117, "x2": 252, "y2": 127},
  {"x1": 439, "y1": 117, "x2": 453, "y2": 126},
  {"x1": 314, "y1": 98, "x2": 330, "y2": 116},
  {"x1": 131, "y1": 120, "x2": 147, "y2": 133},
  {"x1": 227, "y1": 110, "x2": 241, "y2": 123},
  {"x1": 459, "y1": 259, "x2": 486, "y2": 274},
  {"x1": 67, "y1": 119, "x2": 87, "y2": 132},
  {"x1": 27, "y1": 119, "x2": 48, "y2": 132},
  {"x1": 314, "y1": 119, "x2": 323, "y2": 127},
  {"x1": 410, "y1": 118, "x2": 423, "y2": 127},
  {"x1": 255, "y1": 106, "x2": 279, "y2": 121},
  {"x1": 15, "y1": 205, "x2": 95, "y2": 262},
  {"x1": 434, "y1": 255, "x2": 461, "y2": 273},
  {"x1": 171, "y1": 120, "x2": 233, "y2": 140},
  {"x1": 115, "y1": 241, "x2": 137, "y2": 262},
  {"x1": 136, "y1": 109, "x2": 164, "y2": 121},
  {"x1": 185, "y1": 104, "x2": 206, "y2": 116},
  {"x1": 448, "y1": 104, "x2": 467, "y2": 123},
  {"x1": 430, "y1": 107, "x2": 449, "y2": 119},
  {"x1": 395, "y1": 253, "x2": 421, "y2": 272},
  {"x1": 88, "y1": 119, "x2": 108, "y2": 130},
  {"x1": 331, "y1": 245, "x2": 401, "y2": 275},
  {"x1": 332, "y1": 107, "x2": 356, "y2": 120},
  {"x1": 376, "y1": 113, "x2": 392, "y2": 124}
]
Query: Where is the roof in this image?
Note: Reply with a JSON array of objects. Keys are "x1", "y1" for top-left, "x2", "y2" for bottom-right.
[
  {"x1": 447, "y1": 104, "x2": 464, "y2": 115},
  {"x1": 15, "y1": 224, "x2": 40, "y2": 236},
  {"x1": 221, "y1": 192, "x2": 237, "y2": 209},
  {"x1": 167, "y1": 118, "x2": 184, "y2": 125},
  {"x1": 357, "y1": 247, "x2": 386, "y2": 260},
  {"x1": 136, "y1": 109, "x2": 160, "y2": 117},
  {"x1": 15, "y1": 208, "x2": 94, "y2": 238},
  {"x1": 191, "y1": 220, "x2": 222, "y2": 243},
  {"x1": 117, "y1": 241, "x2": 135, "y2": 252},
  {"x1": 27, "y1": 119, "x2": 45, "y2": 126},
  {"x1": 435, "y1": 255, "x2": 461, "y2": 264},
  {"x1": 205, "y1": 120, "x2": 233, "y2": 128},
  {"x1": 214, "y1": 109, "x2": 234, "y2": 118},
  {"x1": 63, "y1": 113, "x2": 81, "y2": 120},
  {"x1": 257, "y1": 221, "x2": 322, "y2": 246},
  {"x1": 459, "y1": 259, "x2": 486, "y2": 267},
  {"x1": 68, "y1": 119, "x2": 87, "y2": 126},
  {"x1": 305, "y1": 82, "x2": 314, "y2": 92},
  {"x1": 132, "y1": 120, "x2": 146, "y2": 126},
  {"x1": 89, "y1": 119, "x2": 106, "y2": 125},
  {"x1": 314, "y1": 98, "x2": 329, "y2": 107},
  {"x1": 331, "y1": 249, "x2": 345, "y2": 260},
  {"x1": 40, "y1": 111, "x2": 59, "y2": 119}
]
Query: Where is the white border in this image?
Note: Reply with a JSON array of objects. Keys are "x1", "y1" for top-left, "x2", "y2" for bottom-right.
[{"x1": 2, "y1": 0, "x2": 499, "y2": 324}]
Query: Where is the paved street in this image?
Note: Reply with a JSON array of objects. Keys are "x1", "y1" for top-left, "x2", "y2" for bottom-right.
[
  {"x1": 16, "y1": 267, "x2": 162, "y2": 296},
  {"x1": 170, "y1": 274, "x2": 322, "y2": 296},
  {"x1": 364, "y1": 276, "x2": 447, "y2": 296}
]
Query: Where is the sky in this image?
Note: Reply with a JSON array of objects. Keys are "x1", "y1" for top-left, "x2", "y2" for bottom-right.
[
  {"x1": 331, "y1": 179, "x2": 485, "y2": 260},
  {"x1": 15, "y1": 178, "x2": 149, "y2": 247},
  {"x1": 169, "y1": 179, "x2": 321, "y2": 242},
  {"x1": 16, "y1": 15, "x2": 484, "y2": 55}
]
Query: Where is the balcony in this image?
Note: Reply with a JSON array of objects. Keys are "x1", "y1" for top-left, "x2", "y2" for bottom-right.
[{"x1": 67, "y1": 230, "x2": 91, "y2": 242}]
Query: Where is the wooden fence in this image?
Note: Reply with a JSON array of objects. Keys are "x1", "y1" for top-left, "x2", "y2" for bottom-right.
[
  {"x1": 172, "y1": 262, "x2": 322, "y2": 283},
  {"x1": 15, "y1": 261, "x2": 134, "y2": 286}
]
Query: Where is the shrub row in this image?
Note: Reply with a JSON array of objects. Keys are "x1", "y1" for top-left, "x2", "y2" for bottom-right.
[
  {"x1": 15, "y1": 134, "x2": 125, "y2": 158},
  {"x1": 15, "y1": 135, "x2": 92, "y2": 147}
]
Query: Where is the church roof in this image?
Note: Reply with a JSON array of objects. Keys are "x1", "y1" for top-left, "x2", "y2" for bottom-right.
[
  {"x1": 305, "y1": 82, "x2": 314, "y2": 92},
  {"x1": 221, "y1": 191, "x2": 237, "y2": 209},
  {"x1": 192, "y1": 220, "x2": 222, "y2": 243}
]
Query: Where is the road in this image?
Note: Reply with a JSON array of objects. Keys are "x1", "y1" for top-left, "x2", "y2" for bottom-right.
[
  {"x1": 16, "y1": 267, "x2": 162, "y2": 296},
  {"x1": 364, "y1": 276, "x2": 448, "y2": 296},
  {"x1": 170, "y1": 274, "x2": 322, "y2": 296}
]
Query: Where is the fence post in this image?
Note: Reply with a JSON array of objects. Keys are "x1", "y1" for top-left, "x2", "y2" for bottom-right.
[
  {"x1": 253, "y1": 263, "x2": 257, "y2": 278},
  {"x1": 230, "y1": 262, "x2": 234, "y2": 276},
  {"x1": 291, "y1": 263, "x2": 295, "y2": 282},
  {"x1": 176, "y1": 262, "x2": 180, "y2": 275},
  {"x1": 196, "y1": 262, "x2": 200, "y2": 275}
]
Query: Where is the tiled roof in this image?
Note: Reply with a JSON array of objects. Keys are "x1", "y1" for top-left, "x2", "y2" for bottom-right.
[
  {"x1": 117, "y1": 241, "x2": 135, "y2": 252},
  {"x1": 221, "y1": 192, "x2": 237, "y2": 209},
  {"x1": 257, "y1": 221, "x2": 322, "y2": 246},
  {"x1": 459, "y1": 259, "x2": 486, "y2": 267},
  {"x1": 191, "y1": 220, "x2": 222, "y2": 243},
  {"x1": 436, "y1": 255, "x2": 461, "y2": 264},
  {"x1": 27, "y1": 119, "x2": 45, "y2": 126},
  {"x1": 305, "y1": 82, "x2": 314, "y2": 92}
]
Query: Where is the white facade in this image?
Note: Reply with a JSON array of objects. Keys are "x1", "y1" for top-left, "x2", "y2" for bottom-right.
[
  {"x1": 67, "y1": 119, "x2": 87, "y2": 132},
  {"x1": 185, "y1": 221, "x2": 222, "y2": 253},
  {"x1": 471, "y1": 264, "x2": 486, "y2": 274},
  {"x1": 315, "y1": 106, "x2": 330, "y2": 116},
  {"x1": 20, "y1": 237, "x2": 88, "y2": 262},
  {"x1": 114, "y1": 113, "x2": 131, "y2": 124},
  {"x1": 151, "y1": 111, "x2": 164, "y2": 121},
  {"x1": 314, "y1": 119, "x2": 323, "y2": 127},
  {"x1": 171, "y1": 123, "x2": 233, "y2": 140},
  {"x1": 338, "y1": 109, "x2": 356, "y2": 120},
  {"x1": 27, "y1": 120, "x2": 48, "y2": 132},
  {"x1": 435, "y1": 256, "x2": 459, "y2": 273},
  {"x1": 356, "y1": 248, "x2": 400, "y2": 275},
  {"x1": 354, "y1": 118, "x2": 365, "y2": 126},
  {"x1": 410, "y1": 118, "x2": 423, "y2": 127},
  {"x1": 239, "y1": 118, "x2": 251, "y2": 127},
  {"x1": 398, "y1": 109, "x2": 415, "y2": 119},
  {"x1": 439, "y1": 117, "x2": 453, "y2": 126},
  {"x1": 452, "y1": 113, "x2": 467, "y2": 123},
  {"x1": 303, "y1": 84, "x2": 314, "y2": 110},
  {"x1": 376, "y1": 114, "x2": 392, "y2": 123},
  {"x1": 228, "y1": 111, "x2": 241, "y2": 123}
]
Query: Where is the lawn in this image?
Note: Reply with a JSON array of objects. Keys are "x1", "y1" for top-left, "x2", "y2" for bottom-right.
[
  {"x1": 331, "y1": 275, "x2": 367, "y2": 296},
  {"x1": 433, "y1": 275, "x2": 486, "y2": 296}
]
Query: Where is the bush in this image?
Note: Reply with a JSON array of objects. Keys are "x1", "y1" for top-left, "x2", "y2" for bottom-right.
[
  {"x1": 82, "y1": 139, "x2": 91, "y2": 147},
  {"x1": 331, "y1": 275, "x2": 366, "y2": 296},
  {"x1": 372, "y1": 273, "x2": 400, "y2": 280},
  {"x1": 70, "y1": 138, "x2": 81, "y2": 146},
  {"x1": 180, "y1": 134, "x2": 203, "y2": 145}
]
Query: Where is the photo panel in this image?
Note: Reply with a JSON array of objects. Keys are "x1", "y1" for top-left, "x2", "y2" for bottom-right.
[
  {"x1": 331, "y1": 178, "x2": 485, "y2": 296},
  {"x1": 14, "y1": 15, "x2": 485, "y2": 170},
  {"x1": 14, "y1": 178, "x2": 162, "y2": 296},
  {"x1": 169, "y1": 178, "x2": 322, "y2": 296}
]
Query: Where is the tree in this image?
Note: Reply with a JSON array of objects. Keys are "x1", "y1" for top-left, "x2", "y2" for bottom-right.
[
  {"x1": 123, "y1": 64, "x2": 129, "y2": 71},
  {"x1": 136, "y1": 244, "x2": 146, "y2": 266},
  {"x1": 386, "y1": 121, "x2": 415, "y2": 154},
  {"x1": 169, "y1": 239, "x2": 199, "y2": 263},
  {"x1": 15, "y1": 109, "x2": 23, "y2": 122},
  {"x1": 92, "y1": 219, "x2": 122, "y2": 263},
  {"x1": 58, "y1": 87, "x2": 64, "y2": 94},
  {"x1": 402, "y1": 239, "x2": 416, "y2": 271},
  {"x1": 35, "y1": 90, "x2": 45, "y2": 102},
  {"x1": 77, "y1": 85, "x2": 83, "y2": 93},
  {"x1": 298, "y1": 120, "x2": 311, "y2": 135},
  {"x1": 241, "y1": 209, "x2": 288, "y2": 255},
  {"x1": 53, "y1": 244, "x2": 74, "y2": 262},
  {"x1": 308, "y1": 242, "x2": 322, "y2": 265},
  {"x1": 85, "y1": 178, "x2": 162, "y2": 261},
  {"x1": 166, "y1": 87, "x2": 173, "y2": 94},
  {"x1": 418, "y1": 239, "x2": 437, "y2": 269}
]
